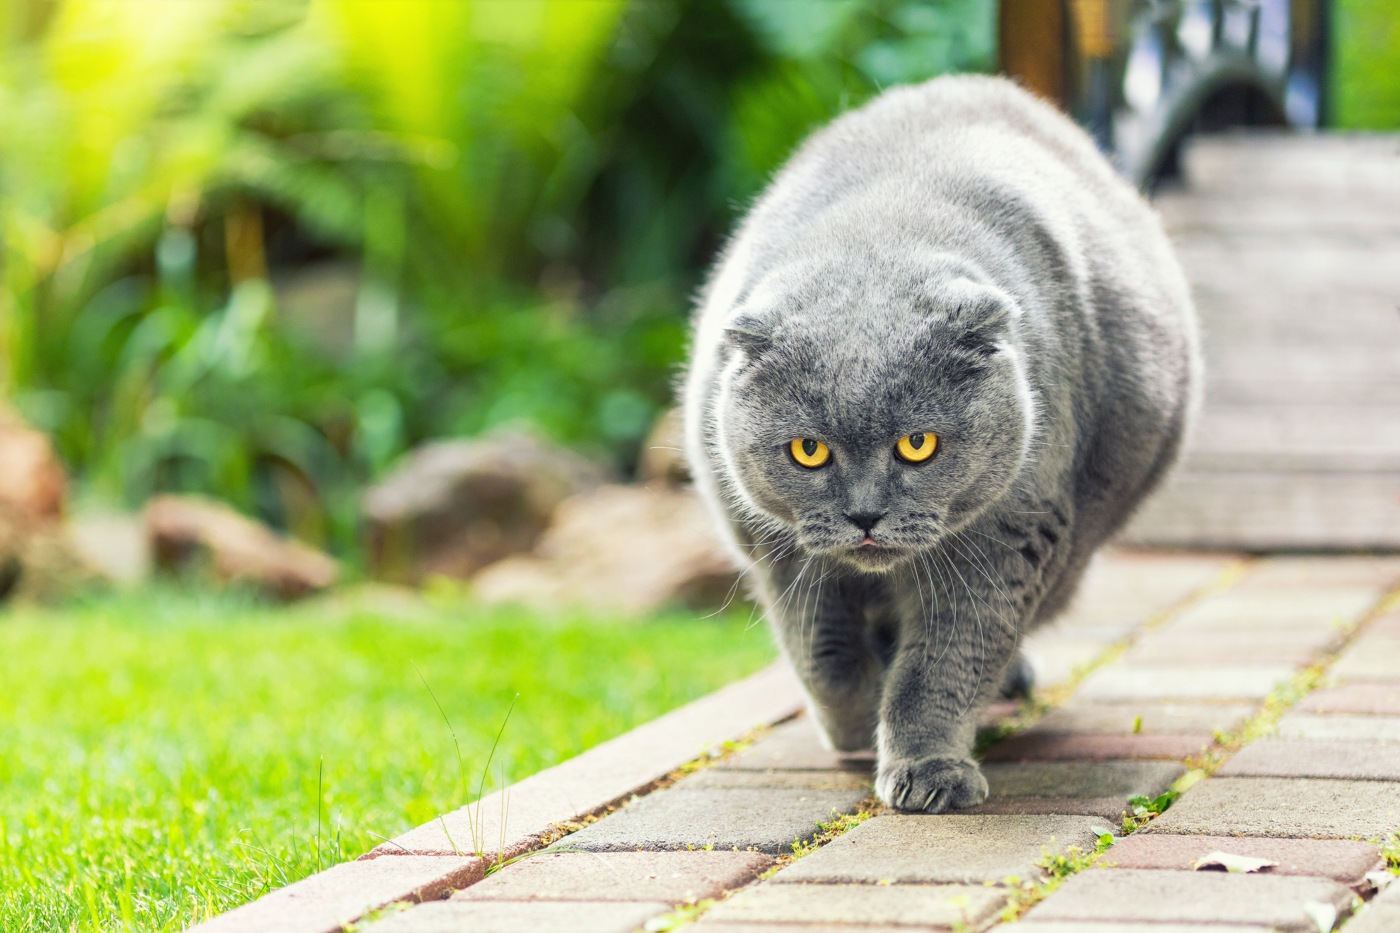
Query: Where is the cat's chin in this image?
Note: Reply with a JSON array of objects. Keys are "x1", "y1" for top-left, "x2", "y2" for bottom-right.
[{"x1": 835, "y1": 544, "x2": 910, "y2": 574}]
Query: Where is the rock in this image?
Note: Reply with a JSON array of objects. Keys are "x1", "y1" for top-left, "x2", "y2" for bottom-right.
[
  {"x1": 471, "y1": 484, "x2": 739, "y2": 618},
  {"x1": 362, "y1": 433, "x2": 609, "y2": 585},
  {"x1": 146, "y1": 495, "x2": 338, "y2": 600},
  {"x1": 0, "y1": 512, "x2": 94, "y2": 603},
  {"x1": 636, "y1": 407, "x2": 690, "y2": 487},
  {"x1": 308, "y1": 582, "x2": 437, "y2": 623},
  {"x1": 271, "y1": 261, "x2": 360, "y2": 358},
  {"x1": 65, "y1": 511, "x2": 151, "y2": 587},
  {"x1": 0, "y1": 405, "x2": 93, "y2": 602},
  {"x1": 0, "y1": 404, "x2": 66, "y2": 525}
]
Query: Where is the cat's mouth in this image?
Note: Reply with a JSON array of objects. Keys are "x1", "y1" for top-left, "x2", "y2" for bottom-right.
[{"x1": 839, "y1": 538, "x2": 907, "y2": 572}]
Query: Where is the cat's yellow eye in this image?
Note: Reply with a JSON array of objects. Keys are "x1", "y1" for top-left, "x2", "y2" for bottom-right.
[
  {"x1": 789, "y1": 438, "x2": 831, "y2": 469},
  {"x1": 895, "y1": 432, "x2": 938, "y2": 464}
]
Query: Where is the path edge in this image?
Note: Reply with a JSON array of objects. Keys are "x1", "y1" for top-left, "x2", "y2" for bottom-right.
[{"x1": 184, "y1": 662, "x2": 804, "y2": 933}]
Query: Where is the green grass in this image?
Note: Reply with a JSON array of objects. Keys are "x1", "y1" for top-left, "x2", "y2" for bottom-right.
[{"x1": 0, "y1": 587, "x2": 775, "y2": 932}]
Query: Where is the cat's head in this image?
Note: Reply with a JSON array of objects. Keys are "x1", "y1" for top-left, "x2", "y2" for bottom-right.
[{"x1": 713, "y1": 254, "x2": 1036, "y2": 573}]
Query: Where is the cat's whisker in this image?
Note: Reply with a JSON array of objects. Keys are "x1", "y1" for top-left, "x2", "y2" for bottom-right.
[
  {"x1": 945, "y1": 534, "x2": 1020, "y2": 638},
  {"x1": 963, "y1": 527, "x2": 1036, "y2": 570},
  {"x1": 951, "y1": 532, "x2": 1019, "y2": 616}
]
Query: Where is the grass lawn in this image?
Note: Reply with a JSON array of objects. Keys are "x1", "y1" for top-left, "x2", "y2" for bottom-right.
[{"x1": 0, "y1": 587, "x2": 776, "y2": 932}]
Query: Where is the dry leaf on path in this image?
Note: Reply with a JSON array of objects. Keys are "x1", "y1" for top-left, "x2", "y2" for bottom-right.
[{"x1": 1190, "y1": 851, "x2": 1278, "y2": 873}]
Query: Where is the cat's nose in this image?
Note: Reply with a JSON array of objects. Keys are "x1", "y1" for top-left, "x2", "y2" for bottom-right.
[{"x1": 845, "y1": 511, "x2": 886, "y2": 534}]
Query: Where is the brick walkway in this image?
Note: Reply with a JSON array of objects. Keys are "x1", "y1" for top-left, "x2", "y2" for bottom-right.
[{"x1": 191, "y1": 550, "x2": 1400, "y2": 932}]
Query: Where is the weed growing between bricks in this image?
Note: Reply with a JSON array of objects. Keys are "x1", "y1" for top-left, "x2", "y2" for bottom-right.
[
  {"x1": 1204, "y1": 581, "x2": 1400, "y2": 775},
  {"x1": 978, "y1": 559, "x2": 1253, "y2": 760},
  {"x1": 785, "y1": 804, "x2": 881, "y2": 862},
  {"x1": 998, "y1": 830, "x2": 1117, "y2": 923},
  {"x1": 1380, "y1": 832, "x2": 1400, "y2": 876},
  {"x1": 967, "y1": 559, "x2": 1261, "y2": 921},
  {"x1": 347, "y1": 901, "x2": 413, "y2": 931},
  {"x1": 642, "y1": 898, "x2": 716, "y2": 932},
  {"x1": 635, "y1": 802, "x2": 882, "y2": 931},
  {"x1": 1203, "y1": 663, "x2": 1330, "y2": 768},
  {"x1": 979, "y1": 559, "x2": 1399, "y2": 925}
]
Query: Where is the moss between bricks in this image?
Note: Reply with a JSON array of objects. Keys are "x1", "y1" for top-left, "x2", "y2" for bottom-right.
[
  {"x1": 998, "y1": 573, "x2": 1400, "y2": 924},
  {"x1": 642, "y1": 800, "x2": 884, "y2": 931}
]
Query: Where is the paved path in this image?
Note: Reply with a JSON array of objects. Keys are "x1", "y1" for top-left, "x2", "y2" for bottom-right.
[
  {"x1": 1123, "y1": 134, "x2": 1400, "y2": 550},
  {"x1": 207, "y1": 549, "x2": 1396, "y2": 933}
]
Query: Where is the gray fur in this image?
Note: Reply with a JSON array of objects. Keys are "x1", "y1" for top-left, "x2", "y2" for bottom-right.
[{"x1": 682, "y1": 76, "x2": 1198, "y2": 813}]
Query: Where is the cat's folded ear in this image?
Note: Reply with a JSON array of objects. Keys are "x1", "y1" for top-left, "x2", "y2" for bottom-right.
[
  {"x1": 942, "y1": 280, "x2": 1020, "y2": 356},
  {"x1": 723, "y1": 313, "x2": 774, "y2": 357}
]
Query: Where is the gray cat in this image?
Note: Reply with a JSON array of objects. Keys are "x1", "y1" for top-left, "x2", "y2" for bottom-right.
[{"x1": 682, "y1": 75, "x2": 1198, "y2": 813}]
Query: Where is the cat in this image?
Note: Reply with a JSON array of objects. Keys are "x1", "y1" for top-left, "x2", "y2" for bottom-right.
[{"x1": 682, "y1": 75, "x2": 1198, "y2": 813}]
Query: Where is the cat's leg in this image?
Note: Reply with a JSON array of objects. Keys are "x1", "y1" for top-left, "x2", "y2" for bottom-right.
[
  {"x1": 998, "y1": 650, "x2": 1036, "y2": 699},
  {"x1": 874, "y1": 511, "x2": 1068, "y2": 812},
  {"x1": 763, "y1": 558, "x2": 883, "y2": 752}
]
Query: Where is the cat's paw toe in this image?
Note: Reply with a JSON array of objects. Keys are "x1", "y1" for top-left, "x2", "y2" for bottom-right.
[{"x1": 875, "y1": 757, "x2": 988, "y2": 813}]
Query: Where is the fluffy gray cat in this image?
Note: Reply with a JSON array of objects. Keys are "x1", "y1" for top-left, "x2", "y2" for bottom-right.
[{"x1": 682, "y1": 75, "x2": 1198, "y2": 813}]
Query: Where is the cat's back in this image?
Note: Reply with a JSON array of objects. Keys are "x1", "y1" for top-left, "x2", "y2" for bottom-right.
[
  {"x1": 692, "y1": 74, "x2": 1183, "y2": 358},
  {"x1": 744, "y1": 74, "x2": 1150, "y2": 257}
]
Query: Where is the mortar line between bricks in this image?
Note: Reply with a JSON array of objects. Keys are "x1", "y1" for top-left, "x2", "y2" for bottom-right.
[
  {"x1": 986, "y1": 555, "x2": 1255, "y2": 742},
  {"x1": 1198, "y1": 577, "x2": 1400, "y2": 773},
  {"x1": 1004, "y1": 572, "x2": 1400, "y2": 930},
  {"x1": 622, "y1": 556, "x2": 1260, "y2": 931}
]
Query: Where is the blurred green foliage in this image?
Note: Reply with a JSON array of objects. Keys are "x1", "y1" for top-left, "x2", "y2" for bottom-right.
[
  {"x1": 1332, "y1": 0, "x2": 1400, "y2": 129},
  {"x1": 0, "y1": 0, "x2": 994, "y2": 554}
]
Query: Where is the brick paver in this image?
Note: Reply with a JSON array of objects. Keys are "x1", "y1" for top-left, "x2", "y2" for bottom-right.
[
  {"x1": 982, "y1": 732, "x2": 1209, "y2": 762},
  {"x1": 552, "y1": 786, "x2": 865, "y2": 854},
  {"x1": 680, "y1": 767, "x2": 871, "y2": 791},
  {"x1": 1274, "y1": 712, "x2": 1400, "y2": 743},
  {"x1": 1008, "y1": 918, "x2": 1282, "y2": 924},
  {"x1": 1241, "y1": 556, "x2": 1400, "y2": 588},
  {"x1": 982, "y1": 761, "x2": 1185, "y2": 800},
  {"x1": 1033, "y1": 702, "x2": 1254, "y2": 736},
  {"x1": 714, "y1": 718, "x2": 874, "y2": 773},
  {"x1": 365, "y1": 899, "x2": 672, "y2": 933},
  {"x1": 1330, "y1": 629, "x2": 1400, "y2": 683},
  {"x1": 1216, "y1": 738, "x2": 1400, "y2": 780},
  {"x1": 1167, "y1": 586, "x2": 1381, "y2": 629},
  {"x1": 1143, "y1": 776, "x2": 1400, "y2": 838},
  {"x1": 1296, "y1": 683, "x2": 1400, "y2": 715},
  {"x1": 963, "y1": 795, "x2": 1134, "y2": 821},
  {"x1": 1098, "y1": 833, "x2": 1382, "y2": 884},
  {"x1": 1122, "y1": 625, "x2": 1339, "y2": 665},
  {"x1": 1022, "y1": 868, "x2": 1355, "y2": 930},
  {"x1": 772, "y1": 814, "x2": 1104, "y2": 885},
  {"x1": 1074, "y1": 664, "x2": 1294, "y2": 702},
  {"x1": 696, "y1": 882, "x2": 1005, "y2": 929},
  {"x1": 451, "y1": 850, "x2": 771, "y2": 903},
  {"x1": 694, "y1": 925, "x2": 951, "y2": 933},
  {"x1": 1020, "y1": 632, "x2": 1114, "y2": 686}
]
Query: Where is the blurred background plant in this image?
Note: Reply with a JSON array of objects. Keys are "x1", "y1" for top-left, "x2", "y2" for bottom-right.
[
  {"x1": 0, "y1": 0, "x2": 995, "y2": 558},
  {"x1": 1, "y1": 0, "x2": 1396, "y2": 562}
]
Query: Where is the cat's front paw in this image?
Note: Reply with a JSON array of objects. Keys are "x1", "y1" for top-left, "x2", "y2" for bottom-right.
[{"x1": 875, "y1": 756, "x2": 988, "y2": 813}]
